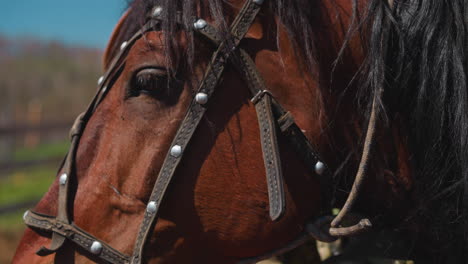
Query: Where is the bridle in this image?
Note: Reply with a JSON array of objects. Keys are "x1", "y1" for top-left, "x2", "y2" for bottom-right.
[{"x1": 23, "y1": 0, "x2": 378, "y2": 263}]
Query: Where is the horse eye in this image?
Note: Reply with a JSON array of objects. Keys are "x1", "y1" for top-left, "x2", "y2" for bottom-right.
[{"x1": 130, "y1": 68, "x2": 168, "y2": 97}]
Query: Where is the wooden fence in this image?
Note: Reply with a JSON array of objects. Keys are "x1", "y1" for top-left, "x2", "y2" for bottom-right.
[{"x1": 0, "y1": 120, "x2": 72, "y2": 136}]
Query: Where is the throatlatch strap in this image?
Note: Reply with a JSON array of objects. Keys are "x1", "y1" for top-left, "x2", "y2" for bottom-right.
[
  {"x1": 238, "y1": 48, "x2": 333, "y2": 214},
  {"x1": 254, "y1": 94, "x2": 286, "y2": 220},
  {"x1": 197, "y1": 21, "x2": 286, "y2": 219},
  {"x1": 237, "y1": 60, "x2": 287, "y2": 219}
]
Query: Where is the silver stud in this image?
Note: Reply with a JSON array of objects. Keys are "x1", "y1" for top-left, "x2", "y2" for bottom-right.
[
  {"x1": 253, "y1": 0, "x2": 265, "y2": 4},
  {"x1": 146, "y1": 201, "x2": 157, "y2": 213},
  {"x1": 90, "y1": 241, "x2": 103, "y2": 255},
  {"x1": 97, "y1": 76, "x2": 104, "y2": 86},
  {"x1": 59, "y1": 173, "x2": 68, "y2": 185},
  {"x1": 195, "y1": 93, "x2": 208, "y2": 104},
  {"x1": 23, "y1": 210, "x2": 29, "y2": 221},
  {"x1": 120, "y1": 41, "x2": 128, "y2": 50},
  {"x1": 170, "y1": 145, "x2": 182, "y2": 158},
  {"x1": 193, "y1": 19, "x2": 207, "y2": 30},
  {"x1": 152, "y1": 6, "x2": 163, "y2": 17},
  {"x1": 102, "y1": 86, "x2": 107, "y2": 93},
  {"x1": 315, "y1": 161, "x2": 325, "y2": 175}
]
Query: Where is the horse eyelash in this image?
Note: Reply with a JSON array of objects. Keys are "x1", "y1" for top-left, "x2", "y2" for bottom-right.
[
  {"x1": 135, "y1": 73, "x2": 165, "y2": 88},
  {"x1": 127, "y1": 71, "x2": 185, "y2": 100}
]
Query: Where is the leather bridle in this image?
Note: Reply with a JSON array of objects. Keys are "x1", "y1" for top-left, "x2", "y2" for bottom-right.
[{"x1": 23, "y1": 0, "x2": 377, "y2": 263}]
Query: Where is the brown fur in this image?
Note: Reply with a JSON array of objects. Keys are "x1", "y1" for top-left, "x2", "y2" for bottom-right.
[{"x1": 13, "y1": 0, "x2": 413, "y2": 263}]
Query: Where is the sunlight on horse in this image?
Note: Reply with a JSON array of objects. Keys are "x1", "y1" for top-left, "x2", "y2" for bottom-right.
[{"x1": 12, "y1": 0, "x2": 467, "y2": 263}]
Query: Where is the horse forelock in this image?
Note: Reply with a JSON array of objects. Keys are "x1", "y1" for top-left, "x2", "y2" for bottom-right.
[{"x1": 106, "y1": 0, "x2": 328, "y2": 77}]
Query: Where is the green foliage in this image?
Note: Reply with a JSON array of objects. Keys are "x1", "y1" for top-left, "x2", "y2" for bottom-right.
[
  {"x1": 0, "y1": 139, "x2": 65, "y2": 263},
  {"x1": 0, "y1": 164, "x2": 56, "y2": 252},
  {"x1": 13, "y1": 141, "x2": 69, "y2": 162},
  {"x1": 0, "y1": 210, "x2": 25, "y2": 231},
  {"x1": 0, "y1": 165, "x2": 55, "y2": 207}
]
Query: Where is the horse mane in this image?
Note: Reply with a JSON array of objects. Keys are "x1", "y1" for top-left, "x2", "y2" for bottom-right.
[
  {"x1": 367, "y1": 0, "x2": 468, "y2": 255},
  {"x1": 112, "y1": 0, "x2": 468, "y2": 257}
]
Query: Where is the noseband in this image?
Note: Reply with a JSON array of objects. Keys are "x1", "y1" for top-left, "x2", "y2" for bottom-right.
[{"x1": 23, "y1": 0, "x2": 377, "y2": 263}]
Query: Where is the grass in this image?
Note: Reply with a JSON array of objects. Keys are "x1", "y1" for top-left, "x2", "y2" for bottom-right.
[
  {"x1": 0, "y1": 141, "x2": 64, "y2": 264},
  {"x1": 0, "y1": 141, "x2": 63, "y2": 229},
  {"x1": 0, "y1": 210, "x2": 26, "y2": 231},
  {"x1": 13, "y1": 141, "x2": 69, "y2": 162},
  {"x1": 0, "y1": 165, "x2": 55, "y2": 208},
  {"x1": 0, "y1": 140, "x2": 66, "y2": 231}
]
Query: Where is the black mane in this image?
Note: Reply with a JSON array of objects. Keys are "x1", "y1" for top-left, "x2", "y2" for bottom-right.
[
  {"x1": 115, "y1": 0, "x2": 468, "y2": 260},
  {"x1": 110, "y1": 0, "x2": 325, "y2": 77},
  {"x1": 373, "y1": 0, "x2": 468, "y2": 259}
]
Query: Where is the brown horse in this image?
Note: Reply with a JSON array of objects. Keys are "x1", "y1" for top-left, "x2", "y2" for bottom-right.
[{"x1": 12, "y1": 0, "x2": 468, "y2": 263}]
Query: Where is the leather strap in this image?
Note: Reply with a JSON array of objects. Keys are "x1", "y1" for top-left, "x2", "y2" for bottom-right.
[
  {"x1": 235, "y1": 52, "x2": 286, "y2": 220},
  {"x1": 130, "y1": 1, "x2": 263, "y2": 263},
  {"x1": 238, "y1": 44, "x2": 333, "y2": 217},
  {"x1": 24, "y1": 211, "x2": 130, "y2": 263},
  {"x1": 196, "y1": 19, "x2": 287, "y2": 220},
  {"x1": 328, "y1": 89, "x2": 381, "y2": 236},
  {"x1": 255, "y1": 94, "x2": 286, "y2": 220},
  {"x1": 36, "y1": 233, "x2": 66, "y2": 257},
  {"x1": 37, "y1": 129, "x2": 79, "y2": 255}
]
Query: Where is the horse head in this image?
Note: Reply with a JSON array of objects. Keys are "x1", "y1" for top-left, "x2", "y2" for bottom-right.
[{"x1": 14, "y1": 0, "x2": 444, "y2": 263}]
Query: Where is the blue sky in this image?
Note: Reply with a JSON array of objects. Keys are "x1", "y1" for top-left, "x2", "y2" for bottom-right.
[{"x1": 0, "y1": 0, "x2": 128, "y2": 49}]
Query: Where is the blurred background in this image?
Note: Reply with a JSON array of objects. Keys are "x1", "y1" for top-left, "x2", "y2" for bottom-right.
[{"x1": 0, "y1": 1, "x2": 126, "y2": 262}]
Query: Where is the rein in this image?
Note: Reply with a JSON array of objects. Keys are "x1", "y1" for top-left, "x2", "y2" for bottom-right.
[{"x1": 23, "y1": 0, "x2": 378, "y2": 262}]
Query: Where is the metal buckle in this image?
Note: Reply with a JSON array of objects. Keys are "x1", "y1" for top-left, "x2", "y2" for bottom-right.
[{"x1": 250, "y1": 90, "x2": 273, "y2": 105}]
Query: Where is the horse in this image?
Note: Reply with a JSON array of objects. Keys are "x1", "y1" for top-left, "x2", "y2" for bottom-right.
[{"x1": 12, "y1": 0, "x2": 467, "y2": 263}]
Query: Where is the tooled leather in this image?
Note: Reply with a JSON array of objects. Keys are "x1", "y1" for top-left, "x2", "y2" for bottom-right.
[
  {"x1": 23, "y1": 20, "x2": 156, "y2": 261},
  {"x1": 255, "y1": 95, "x2": 286, "y2": 220},
  {"x1": 195, "y1": 23, "x2": 332, "y2": 212},
  {"x1": 130, "y1": 40, "x2": 229, "y2": 264},
  {"x1": 195, "y1": 22, "x2": 289, "y2": 221},
  {"x1": 25, "y1": 211, "x2": 130, "y2": 263},
  {"x1": 235, "y1": 52, "x2": 286, "y2": 220},
  {"x1": 195, "y1": 13, "x2": 287, "y2": 221},
  {"x1": 130, "y1": 1, "x2": 263, "y2": 263}
]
